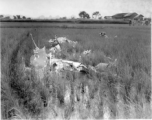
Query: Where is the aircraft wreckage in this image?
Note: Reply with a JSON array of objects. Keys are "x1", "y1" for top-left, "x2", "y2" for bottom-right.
[
  {"x1": 29, "y1": 34, "x2": 88, "y2": 79},
  {"x1": 24, "y1": 34, "x2": 118, "y2": 80}
]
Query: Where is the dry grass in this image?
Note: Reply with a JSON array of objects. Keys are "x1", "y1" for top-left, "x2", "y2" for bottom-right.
[{"x1": 1, "y1": 24, "x2": 151, "y2": 119}]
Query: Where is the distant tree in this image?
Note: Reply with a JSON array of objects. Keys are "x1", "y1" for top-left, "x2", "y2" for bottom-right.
[
  {"x1": 0, "y1": 15, "x2": 3, "y2": 18},
  {"x1": 92, "y1": 11, "x2": 101, "y2": 19},
  {"x1": 79, "y1": 11, "x2": 86, "y2": 18},
  {"x1": 17, "y1": 15, "x2": 20, "y2": 19},
  {"x1": 23, "y1": 16, "x2": 26, "y2": 19},
  {"x1": 85, "y1": 13, "x2": 90, "y2": 19},
  {"x1": 79, "y1": 11, "x2": 90, "y2": 19},
  {"x1": 13, "y1": 16, "x2": 17, "y2": 19},
  {"x1": 4, "y1": 16, "x2": 10, "y2": 19},
  {"x1": 62, "y1": 17, "x2": 67, "y2": 19}
]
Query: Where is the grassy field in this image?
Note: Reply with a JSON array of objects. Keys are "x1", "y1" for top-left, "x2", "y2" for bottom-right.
[
  {"x1": 0, "y1": 19, "x2": 129, "y2": 24},
  {"x1": 1, "y1": 22, "x2": 151, "y2": 119}
]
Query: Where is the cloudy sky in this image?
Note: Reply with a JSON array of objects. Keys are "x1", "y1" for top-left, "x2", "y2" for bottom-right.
[{"x1": 0, "y1": 0, "x2": 151, "y2": 18}]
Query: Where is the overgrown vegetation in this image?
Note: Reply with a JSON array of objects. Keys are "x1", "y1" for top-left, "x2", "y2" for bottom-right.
[{"x1": 1, "y1": 24, "x2": 151, "y2": 119}]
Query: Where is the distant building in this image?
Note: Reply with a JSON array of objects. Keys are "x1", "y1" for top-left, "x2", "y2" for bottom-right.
[
  {"x1": 112, "y1": 13, "x2": 128, "y2": 19},
  {"x1": 144, "y1": 17, "x2": 151, "y2": 22},
  {"x1": 133, "y1": 14, "x2": 144, "y2": 21},
  {"x1": 111, "y1": 12, "x2": 138, "y2": 20},
  {"x1": 124, "y1": 13, "x2": 138, "y2": 20},
  {"x1": 104, "y1": 16, "x2": 113, "y2": 20}
]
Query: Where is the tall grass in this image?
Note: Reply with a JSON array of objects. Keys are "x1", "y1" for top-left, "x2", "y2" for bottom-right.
[{"x1": 1, "y1": 25, "x2": 151, "y2": 119}]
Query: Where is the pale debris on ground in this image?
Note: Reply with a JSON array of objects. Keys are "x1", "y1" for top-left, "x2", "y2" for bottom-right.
[
  {"x1": 29, "y1": 36, "x2": 88, "y2": 79},
  {"x1": 25, "y1": 35, "x2": 118, "y2": 80}
]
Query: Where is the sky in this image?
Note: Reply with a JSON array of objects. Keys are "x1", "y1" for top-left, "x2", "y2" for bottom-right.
[{"x1": 0, "y1": 0, "x2": 151, "y2": 18}]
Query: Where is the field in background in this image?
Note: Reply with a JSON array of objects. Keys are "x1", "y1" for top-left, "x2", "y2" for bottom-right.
[
  {"x1": 0, "y1": 19, "x2": 129, "y2": 24},
  {"x1": 0, "y1": 21, "x2": 147, "y2": 28},
  {"x1": 1, "y1": 23, "x2": 151, "y2": 119}
]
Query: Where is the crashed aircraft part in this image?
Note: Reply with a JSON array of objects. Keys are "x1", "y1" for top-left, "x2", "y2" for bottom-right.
[
  {"x1": 29, "y1": 34, "x2": 117, "y2": 80},
  {"x1": 82, "y1": 50, "x2": 91, "y2": 56},
  {"x1": 29, "y1": 34, "x2": 89, "y2": 80}
]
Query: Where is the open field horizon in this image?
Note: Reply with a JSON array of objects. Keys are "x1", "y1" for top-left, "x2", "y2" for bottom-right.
[
  {"x1": 0, "y1": 19, "x2": 129, "y2": 24},
  {"x1": 1, "y1": 23, "x2": 151, "y2": 119},
  {"x1": 1, "y1": 22, "x2": 150, "y2": 30}
]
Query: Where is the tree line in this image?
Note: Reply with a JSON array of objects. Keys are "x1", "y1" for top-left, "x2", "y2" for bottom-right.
[{"x1": 79, "y1": 11, "x2": 102, "y2": 19}]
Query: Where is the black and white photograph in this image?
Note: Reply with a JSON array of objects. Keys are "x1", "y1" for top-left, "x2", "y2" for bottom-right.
[{"x1": 0, "y1": 0, "x2": 151, "y2": 119}]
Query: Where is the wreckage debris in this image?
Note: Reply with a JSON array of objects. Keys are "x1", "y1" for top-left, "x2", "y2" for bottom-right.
[
  {"x1": 99, "y1": 32, "x2": 108, "y2": 38},
  {"x1": 49, "y1": 59, "x2": 89, "y2": 74},
  {"x1": 49, "y1": 44, "x2": 61, "y2": 54},
  {"x1": 49, "y1": 36, "x2": 77, "y2": 47},
  {"x1": 29, "y1": 34, "x2": 89, "y2": 79},
  {"x1": 16, "y1": 33, "x2": 121, "y2": 119},
  {"x1": 30, "y1": 46, "x2": 48, "y2": 68},
  {"x1": 56, "y1": 36, "x2": 77, "y2": 47},
  {"x1": 95, "y1": 59, "x2": 118, "y2": 71},
  {"x1": 56, "y1": 37, "x2": 69, "y2": 44},
  {"x1": 88, "y1": 65, "x2": 97, "y2": 73},
  {"x1": 29, "y1": 34, "x2": 118, "y2": 80},
  {"x1": 95, "y1": 62, "x2": 109, "y2": 71},
  {"x1": 82, "y1": 50, "x2": 91, "y2": 56}
]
